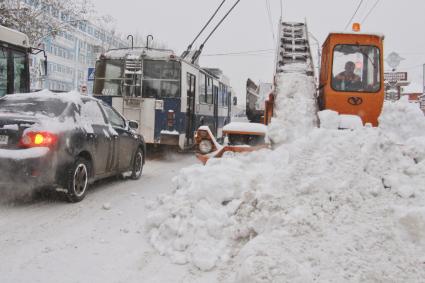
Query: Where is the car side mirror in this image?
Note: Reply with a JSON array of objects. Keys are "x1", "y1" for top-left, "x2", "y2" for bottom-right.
[{"x1": 128, "y1": 120, "x2": 139, "y2": 130}]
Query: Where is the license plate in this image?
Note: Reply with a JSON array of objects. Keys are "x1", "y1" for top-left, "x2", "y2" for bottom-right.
[{"x1": 0, "y1": 135, "x2": 9, "y2": 145}]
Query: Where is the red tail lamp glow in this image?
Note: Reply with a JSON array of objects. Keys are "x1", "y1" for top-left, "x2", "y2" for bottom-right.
[{"x1": 20, "y1": 132, "x2": 58, "y2": 148}]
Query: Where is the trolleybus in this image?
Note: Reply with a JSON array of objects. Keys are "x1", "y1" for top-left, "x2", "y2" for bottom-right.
[{"x1": 93, "y1": 47, "x2": 232, "y2": 150}]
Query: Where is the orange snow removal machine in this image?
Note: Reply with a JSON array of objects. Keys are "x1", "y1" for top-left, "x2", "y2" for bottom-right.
[
  {"x1": 195, "y1": 23, "x2": 385, "y2": 164},
  {"x1": 317, "y1": 28, "x2": 384, "y2": 126},
  {"x1": 265, "y1": 22, "x2": 385, "y2": 127}
]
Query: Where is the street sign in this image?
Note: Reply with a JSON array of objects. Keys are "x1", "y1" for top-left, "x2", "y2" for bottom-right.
[
  {"x1": 385, "y1": 52, "x2": 404, "y2": 70},
  {"x1": 88, "y1": 68, "x2": 95, "y2": 82},
  {"x1": 384, "y1": 72, "x2": 407, "y2": 82}
]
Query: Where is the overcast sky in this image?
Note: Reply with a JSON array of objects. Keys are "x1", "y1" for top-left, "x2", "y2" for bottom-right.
[{"x1": 91, "y1": 0, "x2": 425, "y2": 97}]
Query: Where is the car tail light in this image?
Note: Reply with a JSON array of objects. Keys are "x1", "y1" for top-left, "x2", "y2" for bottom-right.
[{"x1": 20, "y1": 131, "x2": 58, "y2": 148}]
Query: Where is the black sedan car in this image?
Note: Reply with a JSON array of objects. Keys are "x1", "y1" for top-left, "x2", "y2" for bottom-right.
[{"x1": 0, "y1": 91, "x2": 146, "y2": 202}]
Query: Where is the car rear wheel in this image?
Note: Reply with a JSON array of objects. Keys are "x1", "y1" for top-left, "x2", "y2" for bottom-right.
[
  {"x1": 65, "y1": 157, "x2": 90, "y2": 203},
  {"x1": 131, "y1": 148, "x2": 144, "y2": 180}
]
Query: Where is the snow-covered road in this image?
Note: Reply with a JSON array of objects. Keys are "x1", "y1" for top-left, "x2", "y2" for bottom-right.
[{"x1": 0, "y1": 153, "x2": 216, "y2": 283}]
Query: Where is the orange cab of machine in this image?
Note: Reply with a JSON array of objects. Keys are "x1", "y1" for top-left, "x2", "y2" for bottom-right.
[{"x1": 318, "y1": 24, "x2": 385, "y2": 126}]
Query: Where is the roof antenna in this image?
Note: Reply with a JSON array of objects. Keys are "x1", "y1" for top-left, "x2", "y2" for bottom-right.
[
  {"x1": 127, "y1": 35, "x2": 134, "y2": 49},
  {"x1": 146, "y1": 35, "x2": 153, "y2": 50}
]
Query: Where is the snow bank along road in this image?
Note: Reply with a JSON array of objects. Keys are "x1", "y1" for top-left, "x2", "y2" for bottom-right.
[
  {"x1": 0, "y1": 153, "x2": 218, "y2": 283},
  {"x1": 146, "y1": 71, "x2": 425, "y2": 282}
]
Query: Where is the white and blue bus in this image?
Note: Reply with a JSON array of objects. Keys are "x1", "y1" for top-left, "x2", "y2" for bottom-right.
[
  {"x1": 93, "y1": 47, "x2": 232, "y2": 150},
  {"x1": 0, "y1": 25, "x2": 31, "y2": 96}
]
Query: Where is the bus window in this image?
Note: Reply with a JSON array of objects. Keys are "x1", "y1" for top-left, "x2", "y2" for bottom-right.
[
  {"x1": 218, "y1": 83, "x2": 223, "y2": 106},
  {"x1": 332, "y1": 45, "x2": 381, "y2": 93},
  {"x1": 13, "y1": 50, "x2": 27, "y2": 93},
  {"x1": 143, "y1": 80, "x2": 160, "y2": 98},
  {"x1": 199, "y1": 73, "x2": 206, "y2": 103},
  {"x1": 0, "y1": 48, "x2": 7, "y2": 97},
  {"x1": 143, "y1": 60, "x2": 180, "y2": 99},
  {"x1": 161, "y1": 81, "x2": 180, "y2": 98},
  {"x1": 93, "y1": 59, "x2": 124, "y2": 96},
  {"x1": 206, "y1": 77, "x2": 213, "y2": 104},
  {"x1": 223, "y1": 85, "x2": 228, "y2": 107}
]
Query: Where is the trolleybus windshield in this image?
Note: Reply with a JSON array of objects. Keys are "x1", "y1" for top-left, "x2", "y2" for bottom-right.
[
  {"x1": 143, "y1": 60, "x2": 180, "y2": 99},
  {"x1": 0, "y1": 46, "x2": 28, "y2": 97},
  {"x1": 94, "y1": 58, "x2": 181, "y2": 99},
  {"x1": 94, "y1": 59, "x2": 124, "y2": 96}
]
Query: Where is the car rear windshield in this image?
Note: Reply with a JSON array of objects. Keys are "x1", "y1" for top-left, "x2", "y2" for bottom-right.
[{"x1": 0, "y1": 97, "x2": 68, "y2": 117}]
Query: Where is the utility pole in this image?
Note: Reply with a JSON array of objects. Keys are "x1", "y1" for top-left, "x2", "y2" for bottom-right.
[{"x1": 423, "y1": 64, "x2": 425, "y2": 94}]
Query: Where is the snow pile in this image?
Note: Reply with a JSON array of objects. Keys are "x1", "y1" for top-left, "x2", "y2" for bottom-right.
[
  {"x1": 146, "y1": 74, "x2": 425, "y2": 281},
  {"x1": 318, "y1": 110, "x2": 363, "y2": 130},
  {"x1": 223, "y1": 122, "x2": 268, "y2": 134},
  {"x1": 268, "y1": 69, "x2": 318, "y2": 144}
]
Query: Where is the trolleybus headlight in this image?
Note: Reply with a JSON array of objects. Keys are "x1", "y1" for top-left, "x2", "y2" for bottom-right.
[{"x1": 199, "y1": 140, "x2": 213, "y2": 154}]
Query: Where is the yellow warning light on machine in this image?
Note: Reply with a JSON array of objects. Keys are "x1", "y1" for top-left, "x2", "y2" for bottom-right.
[{"x1": 352, "y1": 23, "x2": 361, "y2": 32}]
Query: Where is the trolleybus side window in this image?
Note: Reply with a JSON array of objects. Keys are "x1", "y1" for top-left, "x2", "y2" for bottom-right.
[
  {"x1": 0, "y1": 47, "x2": 7, "y2": 97},
  {"x1": 206, "y1": 77, "x2": 213, "y2": 104},
  {"x1": 331, "y1": 45, "x2": 381, "y2": 93},
  {"x1": 224, "y1": 86, "x2": 229, "y2": 107},
  {"x1": 218, "y1": 83, "x2": 223, "y2": 106},
  {"x1": 143, "y1": 60, "x2": 181, "y2": 99},
  {"x1": 199, "y1": 73, "x2": 206, "y2": 103},
  {"x1": 219, "y1": 83, "x2": 228, "y2": 107}
]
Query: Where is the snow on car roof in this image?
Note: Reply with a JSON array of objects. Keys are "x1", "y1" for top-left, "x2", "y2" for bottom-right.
[
  {"x1": 3, "y1": 89, "x2": 84, "y2": 105},
  {"x1": 223, "y1": 122, "x2": 267, "y2": 135},
  {"x1": 0, "y1": 90, "x2": 104, "y2": 134}
]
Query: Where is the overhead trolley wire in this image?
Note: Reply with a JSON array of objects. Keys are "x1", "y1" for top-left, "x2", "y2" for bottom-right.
[
  {"x1": 202, "y1": 48, "x2": 274, "y2": 56},
  {"x1": 361, "y1": 0, "x2": 381, "y2": 24},
  {"x1": 280, "y1": 0, "x2": 283, "y2": 20},
  {"x1": 181, "y1": 0, "x2": 227, "y2": 59},
  {"x1": 265, "y1": 0, "x2": 276, "y2": 42},
  {"x1": 344, "y1": 0, "x2": 365, "y2": 30},
  {"x1": 191, "y1": 0, "x2": 242, "y2": 64}
]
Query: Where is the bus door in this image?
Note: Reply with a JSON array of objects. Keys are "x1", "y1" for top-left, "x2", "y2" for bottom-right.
[
  {"x1": 213, "y1": 85, "x2": 219, "y2": 137},
  {"x1": 186, "y1": 73, "x2": 196, "y2": 145}
]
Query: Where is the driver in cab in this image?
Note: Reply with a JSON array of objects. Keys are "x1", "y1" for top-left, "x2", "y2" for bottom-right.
[{"x1": 333, "y1": 61, "x2": 361, "y2": 91}]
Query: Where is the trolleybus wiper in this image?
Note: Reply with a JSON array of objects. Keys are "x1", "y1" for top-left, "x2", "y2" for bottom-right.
[{"x1": 181, "y1": 0, "x2": 227, "y2": 60}]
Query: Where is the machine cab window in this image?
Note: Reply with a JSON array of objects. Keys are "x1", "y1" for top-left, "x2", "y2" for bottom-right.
[{"x1": 332, "y1": 45, "x2": 381, "y2": 93}]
